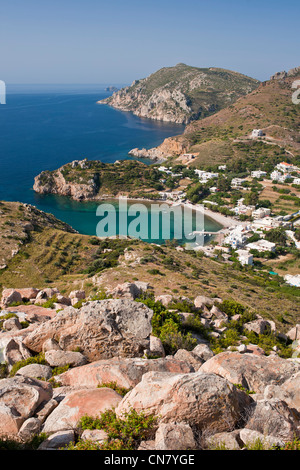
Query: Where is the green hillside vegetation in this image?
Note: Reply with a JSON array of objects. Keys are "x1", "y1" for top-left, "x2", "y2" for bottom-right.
[{"x1": 1, "y1": 203, "x2": 300, "y2": 331}]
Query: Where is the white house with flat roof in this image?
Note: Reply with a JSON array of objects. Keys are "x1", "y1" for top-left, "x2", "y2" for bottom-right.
[
  {"x1": 236, "y1": 249, "x2": 253, "y2": 266},
  {"x1": 251, "y1": 170, "x2": 267, "y2": 179},
  {"x1": 246, "y1": 239, "x2": 276, "y2": 253}
]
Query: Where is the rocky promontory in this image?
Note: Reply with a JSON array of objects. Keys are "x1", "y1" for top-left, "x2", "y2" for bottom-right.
[
  {"x1": 98, "y1": 63, "x2": 260, "y2": 124},
  {"x1": 33, "y1": 159, "x2": 168, "y2": 201}
]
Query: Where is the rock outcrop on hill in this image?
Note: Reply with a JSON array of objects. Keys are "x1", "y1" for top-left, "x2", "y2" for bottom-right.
[{"x1": 98, "y1": 63, "x2": 259, "y2": 124}]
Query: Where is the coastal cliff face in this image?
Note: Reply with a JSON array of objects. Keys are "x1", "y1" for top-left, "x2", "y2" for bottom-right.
[
  {"x1": 33, "y1": 159, "x2": 168, "y2": 201},
  {"x1": 129, "y1": 135, "x2": 189, "y2": 161},
  {"x1": 33, "y1": 161, "x2": 100, "y2": 201},
  {"x1": 98, "y1": 63, "x2": 260, "y2": 124}
]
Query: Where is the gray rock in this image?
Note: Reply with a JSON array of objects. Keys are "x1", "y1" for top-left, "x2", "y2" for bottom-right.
[
  {"x1": 18, "y1": 417, "x2": 41, "y2": 439},
  {"x1": 239, "y1": 428, "x2": 284, "y2": 449},
  {"x1": 245, "y1": 398, "x2": 300, "y2": 442},
  {"x1": 16, "y1": 364, "x2": 53, "y2": 381},
  {"x1": 23, "y1": 299, "x2": 154, "y2": 362},
  {"x1": 45, "y1": 350, "x2": 88, "y2": 368},
  {"x1": 3, "y1": 317, "x2": 22, "y2": 331},
  {"x1": 155, "y1": 422, "x2": 197, "y2": 450},
  {"x1": 192, "y1": 344, "x2": 214, "y2": 362},
  {"x1": 81, "y1": 429, "x2": 108, "y2": 443},
  {"x1": 205, "y1": 430, "x2": 242, "y2": 450},
  {"x1": 38, "y1": 430, "x2": 75, "y2": 450}
]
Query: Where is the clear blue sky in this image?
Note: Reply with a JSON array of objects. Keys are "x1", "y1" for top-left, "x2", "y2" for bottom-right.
[{"x1": 1, "y1": 0, "x2": 299, "y2": 85}]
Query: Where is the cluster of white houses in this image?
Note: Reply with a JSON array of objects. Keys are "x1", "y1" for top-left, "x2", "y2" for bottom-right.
[{"x1": 270, "y1": 162, "x2": 300, "y2": 184}]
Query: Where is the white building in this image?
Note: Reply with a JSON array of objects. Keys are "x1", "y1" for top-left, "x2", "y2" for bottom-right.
[
  {"x1": 223, "y1": 225, "x2": 251, "y2": 248},
  {"x1": 251, "y1": 129, "x2": 264, "y2": 138},
  {"x1": 270, "y1": 170, "x2": 292, "y2": 183},
  {"x1": 251, "y1": 216, "x2": 285, "y2": 231},
  {"x1": 251, "y1": 170, "x2": 267, "y2": 179},
  {"x1": 276, "y1": 162, "x2": 298, "y2": 173},
  {"x1": 194, "y1": 169, "x2": 219, "y2": 182},
  {"x1": 231, "y1": 178, "x2": 247, "y2": 189},
  {"x1": 284, "y1": 274, "x2": 300, "y2": 287},
  {"x1": 246, "y1": 239, "x2": 276, "y2": 253},
  {"x1": 236, "y1": 249, "x2": 253, "y2": 266},
  {"x1": 252, "y1": 207, "x2": 271, "y2": 219}
]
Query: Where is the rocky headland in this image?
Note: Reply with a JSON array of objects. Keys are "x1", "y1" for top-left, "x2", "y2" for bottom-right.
[{"x1": 98, "y1": 63, "x2": 260, "y2": 125}]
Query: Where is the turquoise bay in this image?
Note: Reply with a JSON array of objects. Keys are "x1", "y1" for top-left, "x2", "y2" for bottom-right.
[{"x1": 0, "y1": 85, "x2": 222, "y2": 242}]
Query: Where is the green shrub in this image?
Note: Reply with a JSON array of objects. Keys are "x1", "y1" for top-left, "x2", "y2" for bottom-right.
[
  {"x1": 67, "y1": 408, "x2": 158, "y2": 450},
  {"x1": 97, "y1": 381, "x2": 131, "y2": 397},
  {"x1": 9, "y1": 353, "x2": 47, "y2": 377}
]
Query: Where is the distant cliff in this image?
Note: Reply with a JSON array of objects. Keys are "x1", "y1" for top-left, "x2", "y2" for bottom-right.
[{"x1": 98, "y1": 63, "x2": 260, "y2": 124}]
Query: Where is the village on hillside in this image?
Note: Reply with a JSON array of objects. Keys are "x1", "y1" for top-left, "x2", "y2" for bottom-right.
[{"x1": 154, "y1": 137, "x2": 300, "y2": 288}]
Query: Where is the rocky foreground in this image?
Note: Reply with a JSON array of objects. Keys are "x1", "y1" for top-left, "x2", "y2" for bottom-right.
[{"x1": 0, "y1": 283, "x2": 300, "y2": 450}]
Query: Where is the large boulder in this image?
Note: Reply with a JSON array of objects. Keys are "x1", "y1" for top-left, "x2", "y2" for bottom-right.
[
  {"x1": 199, "y1": 352, "x2": 300, "y2": 394},
  {"x1": 245, "y1": 399, "x2": 300, "y2": 442},
  {"x1": 0, "y1": 376, "x2": 52, "y2": 433},
  {"x1": 287, "y1": 324, "x2": 300, "y2": 341},
  {"x1": 265, "y1": 371, "x2": 300, "y2": 413},
  {"x1": 0, "y1": 337, "x2": 32, "y2": 370},
  {"x1": 108, "y1": 282, "x2": 150, "y2": 300},
  {"x1": 15, "y1": 288, "x2": 40, "y2": 301},
  {"x1": 23, "y1": 299, "x2": 154, "y2": 361},
  {"x1": 116, "y1": 371, "x2": 253, "y2": 434},
  {"x1": 1, "y1": 289, "x2": 22, "y2": 307},
  {"x1": 16, "y1": 364, "x2": 53, "y2": 381},
  {"x1": 42, "y1": 388, "x2": 122, "y2": 433},
  {"x1": 56, "y1": 357, "x2": 194, "y2": 389},
  {"x1": 45, "y1": 350, "x2": 88, "y2": 368}
]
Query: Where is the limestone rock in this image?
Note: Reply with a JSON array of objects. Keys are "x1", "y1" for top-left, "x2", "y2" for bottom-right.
[
  {"x1": 245, "y1": 399, "x2": 300, "y2": 442},
  {"x1": 192, "y1": 343, "x2": 214, "y2": 362},
  {"x1": 286, "y1": 324, "x2": 300, "y2": 341},
  {"x1": 0, "y1": 376, "x2": 52, "y2": 432},
  {"x1": 199, "y1": 351, "x2": 300, "y2": 394},
  {"x1": 45, "y1": 350, "x2": 88, "y2": 368},
  {"x1": 243, "y1": 319, "x2": 272, "y2": 335},
  {"x1": 56, "y1": 356, "x2": 194, "y2": 389},
  {"x1": 155, "y1": 295, "x2": 173, "y2": 307},
  {"x1": 149, "y1": 335, "x2": 165, "y2": 357},
  {"x1": 116, "y1": 371, "x2": 253, "y2": 434},
  {"x1": 42, "y1": 338, "x2": 62, "y2": 352},
  {"x1": 23, "y1": 299, "x2": 154, "y2": 361},
  {"x1": 18, "y1": 417, "x2": 41, "y2": 439},
  {"x1": 0, "y1": 337, "x2": 32, "y2": 369},
  {"x1": 239, "y1": 428, "x2": 284, "y2": 449},
  {"x1": 81, "y1": 429, "x2": 108, "y2": 443},
  {"x1": 43, "y1": 388, "x2": 122, "y2": 433},
  {"x1": 38, "y1": 430, "x2": 75, "y2": 450},
  {"x1": 1, "y1": 289, "x2": 22, "y2": 307},
  {"x1": 108, "y1": 282, "x2": 150, "y2": 300},
  {"x1": 155, "y1": 422, "x2": 197, "y2": 450},
  {"x1": 205, "y1": 430, "x2": 242, "y2": 450},
  {"x1": 16, "y1": 363, "x2": 53, "y2": 381},
  {"x1": 173, "y1": 349, "x2": 203, "y2": 370},
  {"x1": 3, "y1": 317, "x2": 22, "y2": 331}
]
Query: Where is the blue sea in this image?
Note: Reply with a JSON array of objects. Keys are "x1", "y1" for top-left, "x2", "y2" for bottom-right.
[{"x1": 0, "y1": 85, "x2": 221, "y2": 241}]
